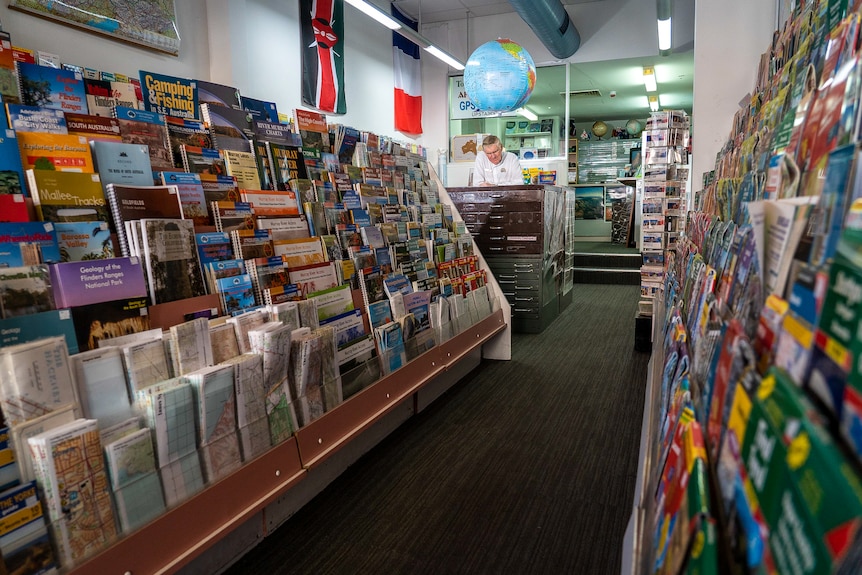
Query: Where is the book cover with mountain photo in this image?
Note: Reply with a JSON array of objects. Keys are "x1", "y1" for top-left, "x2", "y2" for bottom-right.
[{"x1": 140, "y1": 218, "x2": 206, "y2": 305}]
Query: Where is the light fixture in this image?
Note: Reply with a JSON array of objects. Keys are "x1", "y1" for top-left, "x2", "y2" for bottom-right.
[
  {"x1": 425, "y1": 45, "x2": 466, "y2": 71},
  {"x1": 517, "y1": 107, "x2": 538, "y2": 121},
  {"x1": 648, "y1": 95, "x2": 660, "y2": 112},
  {"x1": 344, "y1": 0, "x2": 466, "y2": 70},
  {"x1": 642, "y1": 66, "x2": 657, "y2": 92},
  {"x1": 344, "y1": 0, "x2": 402, "y2": 30},
  {"x1": 657, "y1": 18, "x2": 672, "y2": 51}
]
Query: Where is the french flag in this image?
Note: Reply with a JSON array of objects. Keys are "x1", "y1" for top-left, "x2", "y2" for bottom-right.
[{"x1": 392, "y1": 4, "x2": 422, "y2": 134}]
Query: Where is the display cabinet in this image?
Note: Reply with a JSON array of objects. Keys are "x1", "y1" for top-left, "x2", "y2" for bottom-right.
[{"x1": 447, "y1": 184, "x2": 570, "y2": 333}]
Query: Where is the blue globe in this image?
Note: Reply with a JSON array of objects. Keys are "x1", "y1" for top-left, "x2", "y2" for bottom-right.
[{"x1": 464, "y1": 39, "x2": 536, "y2": 112}]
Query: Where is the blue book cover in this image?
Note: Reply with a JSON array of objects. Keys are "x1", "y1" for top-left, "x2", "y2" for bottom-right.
[
  {"x1": 242, "y1": 96, "x2": 279, "y2": 123},
  {"x1": 17, "y1": 61, "x2": 88, "y2": 114},
  {"x1": 90, "y1": 140, "x2": 154, "y2": 187},
  {"x1": 216, "y1": 273, "x2": 256, "y2": 314},
  {"x1": 349, "y1": 208, "x2": 371, "y2": 228},
  {"x1": 139, "y1": 70, "x2": 199, "y2": 120},
  {"x1": 54, "y1": 221, "x2": 114, "y2": 262},
  {"x1": 0, "y1": 129, "x2": 25, "y2": 195},
  {"x1": 0, "y1": 309, "x2": 79, "y2": 354},
  {"x1": 5, "y1": 104, "x2": 67, "y2": 133},
  {"x1": 113, "y1": 105, "x2": 166, "y2": 126},
  {"x1": 196, "y1": 231, "x2": 234, "y2": 265},
  {"x1": 0, "y1": 221, "x2": 61, "y2": 264}
]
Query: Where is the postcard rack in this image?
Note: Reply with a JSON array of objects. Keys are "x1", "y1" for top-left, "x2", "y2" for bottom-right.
[{"x1": 66, "y1": 309, "x2": 506, "y2": 575}]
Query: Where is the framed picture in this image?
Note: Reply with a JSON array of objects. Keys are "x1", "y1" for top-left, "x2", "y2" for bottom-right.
[
  {"x1": 574, "y1": 185, "x2": 604, "y2": 220},
  {"x1": 10, "y1": 1, "x2": 180, "y2": 55}
]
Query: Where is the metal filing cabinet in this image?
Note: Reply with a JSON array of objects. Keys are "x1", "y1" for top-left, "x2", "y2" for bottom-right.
[{"x1": 447, "y1": 184, "x2": 569, "y2": 333}]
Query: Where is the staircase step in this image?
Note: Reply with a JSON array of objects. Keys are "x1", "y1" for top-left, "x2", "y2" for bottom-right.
[
  {"x1": 573, "y1": 267, "x2": 641, "y2": 285},
  {"x1": 572, "y1": 252, "x2": 641, "y2": 269}
]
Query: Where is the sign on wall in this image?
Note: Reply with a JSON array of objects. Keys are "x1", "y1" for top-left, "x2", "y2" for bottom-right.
[{"x1": 449, "y1": 76, "x2": 517, "y2": 120}]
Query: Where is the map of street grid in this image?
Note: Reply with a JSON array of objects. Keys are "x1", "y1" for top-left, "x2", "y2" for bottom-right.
[{"x1": 11, "y1": 1, "x2": 180, "y2": 53}]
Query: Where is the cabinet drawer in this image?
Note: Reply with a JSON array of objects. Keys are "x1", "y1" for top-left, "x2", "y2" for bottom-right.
[
  {"x1": 480, "y1": 242, "x2": 541, "y2": 255},
  {"x1": 493, "y1": 269, "x2": 541, "y2": 283}
]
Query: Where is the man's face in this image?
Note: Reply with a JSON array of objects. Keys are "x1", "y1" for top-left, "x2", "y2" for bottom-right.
[{"x1": 483, "y1": 144, "x2": 503, "y2": 165}]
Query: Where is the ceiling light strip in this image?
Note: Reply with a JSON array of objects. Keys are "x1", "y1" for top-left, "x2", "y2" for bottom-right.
[{"x1": 344, "y1": 0, "x2": 465, "y2": 70}]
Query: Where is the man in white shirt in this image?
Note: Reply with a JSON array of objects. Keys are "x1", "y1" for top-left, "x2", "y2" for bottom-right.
[{"x1": 472, "y1": 135, "x2": 524, "y2": 186}]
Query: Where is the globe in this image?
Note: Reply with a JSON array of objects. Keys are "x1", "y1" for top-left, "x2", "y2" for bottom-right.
[
  {"x1": 626, "y1": 119, "x2": 643, "y2": 136},
  {"x1": 592, "y1": 121, "x2": 609, "y2": 138},
  {"x1": 464, "y1": 39, "x2": 536, "y2": 112}
]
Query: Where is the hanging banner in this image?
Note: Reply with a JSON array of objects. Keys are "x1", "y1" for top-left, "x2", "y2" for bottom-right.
[{"x1": 300, "y1": 0, "x2": 346, "y2": 114}]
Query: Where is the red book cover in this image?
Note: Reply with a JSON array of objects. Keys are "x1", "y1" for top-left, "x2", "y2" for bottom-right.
[{"x1": 0, "y1": 194, "x2": 29, "y2": 222}]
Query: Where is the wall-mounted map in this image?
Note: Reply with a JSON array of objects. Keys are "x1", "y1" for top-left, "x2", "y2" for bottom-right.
[{"x1": 10, "y1": 1, "x2": 180, "y2": 55}]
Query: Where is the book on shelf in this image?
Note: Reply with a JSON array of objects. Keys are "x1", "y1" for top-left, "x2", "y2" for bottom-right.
[
  {"x1": 105, "y1": 183, "x2": 183, "y2": 256},
  {"x1": 246, "y1": 255, "x2": 288, "y2": 303},
  {"x1": 139, "y1": 219, "x2": 207, "y2": 305},
  {"x1": 309, "y1": 283, "x2": 354, "y2": 323},
  {"x1": 69, "y1": 346, "x2": 134, "y2": 428},
  {"x1": 223, "y1": 148, "x2": 262, "y2": 190},
  {"x1": 5, "y1": 103, "x2": 67, "y2": 133},
  {"x1": 0, "y1": 308, "x2": 79, "y2": 353},
  {"x1": 68, "y1": 295, "x2": 150, "y2": 352},
  {"x1": 273, "y1": 236, "x2": 325, "y2": 267},
  {"x1": 102, "y1": 428, "x2": 165, "y2": 532},
  {"x1": 242, "y1": 96, "x2": 279, "y2": 123},
  {"x1": 248, "y1": 322, "x2": 295, "y2": 443},
  {"x1": 0, "y1": 220, "x2": 61, "y2": 265},
  {"x1": 288, "y1": 261, "x2": 338, "y2": 298},
  {"x1": 230, "y1": 228, "x2": 274, "y2": 260},
  {"x1": 118, "y1": 336, "x2": 171, "y2": 393},
  {"x1": 201, "y1": 102, "x2": 255, "y2": 153},
  {"x1": 181, "y1": 144, "x2": 226, "y2": 175},
  {"x1": 17, "y1": 132, "x2": 93, "y2": 173},
  {"x1": 25, "y1": 170, "x2": 109, "y2": 222},
  {"x1": 215, "y1": 273, "x2": 257, "y2": 315},
  {"x1": 256, "y1": 214, "x2": 310, "y2": 240},
  {"x1": 0, "y1": 480, "x2": 60, "y2": 573},
  {"x1": 195, "y1": 231, "x2": 234, "y2": 267},
  {"x1": 0, "y1": 30, "x2": 19, "y2": 103},
  {"x1": 211, "y1": 200, "x2": 255, "y2": 233},
  {"x1": 220, "y1": 353, "x2": 269, "y2": 458},
  {"x1": 165, "y1": 115, "x2": 212, "y2": 169},
  {"x1": 0, "y1": 194, "x2": 28, "y2": 223},
  {"x1": 158, "y1": 171, "x2": 209, "y2": 225},
  {"x1": 138, "y1": 69, "x2": 199, "y2": 120},
  {"x1": 17, "y1": 61, "x2": 87, "y2": 113},
  {"x1": 138, "y1": 381, "x2": 199, "y2": 469},
  {"x1": 27, "y1": 418, "x2": 117, "y2": 566},
  {"x1": 240, "y1": 189, "x2": 301, "y2": 217},
  {"x1": 65, "y1": 112, "x2": 123, "y2": 142},
  {"x1": 158, "y1": 450, "x2": 205, "y2": 508},
  {"x1": 50, "y1": 256, "x2": 147, "y2": 308},
  {"x1": 83, "y1": 76, "x2": 140, "y2": 117},
  {"x1": 183, "y1": 363, "x2": 239, "y2": 446},
  {"x1": 89, "y1": 140, "x2": 154, "y2": 187},
  {"x1": 269, "y1": 141, "x2": 309, "y2": 189},
  {"x1": 200, "y1": 173, "x2": 240, "y2": 209},
  {"x1": 0, "y1": 128, "x2": 26, "y2": 195},
  {"x1": 0, "y1": 264, "x2": 56, "y2": 321},
  {"x1": 263, "y1": 283, "x2": 301, "y2": 306},
  {"x1": 111, "y1": 105, "x2": 173, "y2": 172},
  {"x1": 226, "y1": 308, "x2": 269, "y2": 354},
  {"x1": 294, "y1": 108, "x2": 330, "y2": 161},
  {"x1": 196, "y1": 78, "x2": 242, "y2": 109}
]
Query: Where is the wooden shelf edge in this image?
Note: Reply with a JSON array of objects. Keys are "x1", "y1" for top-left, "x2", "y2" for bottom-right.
[
  {"x1": 442, "y1": 309, "x2": 507, "y2": 369},
  {"x1": 66, "y1": 438, "x2": 305, "y2": 575}
]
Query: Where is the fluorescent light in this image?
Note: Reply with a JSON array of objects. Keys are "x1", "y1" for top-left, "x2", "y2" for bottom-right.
[
  {"x1": 425, "y1": 45, "x2": 465, "y2": 70},
  {"x1": 344, "y1": 0, "x2": 402, "y2": 30},
  {"x1": 517, "y1": 107, "x2": 538, "y2": 121},
  {"x1": 648, "y1": 95, "x2": 660, "y2": 112},
  {"x1": 642, "y1": 66, "x2": 657, "y2": 92},
  {"x1": 657, "y1": 18, "x2": 672, "y2": 51}
]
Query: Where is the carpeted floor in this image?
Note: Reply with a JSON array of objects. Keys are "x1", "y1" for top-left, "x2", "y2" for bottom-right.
[{"x1": 224, "y1": 284, "x2": 649, "y2": 575}]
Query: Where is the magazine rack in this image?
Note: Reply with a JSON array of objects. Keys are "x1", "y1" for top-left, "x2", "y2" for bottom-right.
[{"x1": 66, "y1": 309, "x2": 506, "y2": 575}]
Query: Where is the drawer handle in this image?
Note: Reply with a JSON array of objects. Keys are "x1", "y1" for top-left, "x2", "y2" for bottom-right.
[
  {"x1": 513, "y1": 264, "x2": 534, "y2": 269},
  {"x1": 514, "y1": 308, "x2": 533, "y2": 313},
  {"x1": 488, "y1": 247, "x2": 503, "y2": 251},
  {"x1": 490, "y1": 236, "x2": 505, "y2": 241},
  {"x1": 498, "y1": 274, "x2": 516, "y2": 279},
  {"x1": 514, "y1": 297, "x2": 534, "y2": 302},
  {"x1": 489, "y1": 215, "x2": 505, "y2": 220},
  {"x1": 490, "y1": 204, "x2": 505, "y2": 209},
  {"x1": 489, "y1": 226, "x2": 504, "y2": 231},
  {"x1": 490, "y1": 193, "x2": 503, "y2": 198},
  {"x1": 515, "y1": 286, "x2": 533, "y2": 290}
]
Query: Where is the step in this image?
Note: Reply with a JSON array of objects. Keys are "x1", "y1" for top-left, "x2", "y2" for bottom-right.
[
  {"x1": 572, "y1": 252, "x2": 642, "y2": 270},
  {"x1": 573, "y1": 267, "x2": 641, "y2": 285}
]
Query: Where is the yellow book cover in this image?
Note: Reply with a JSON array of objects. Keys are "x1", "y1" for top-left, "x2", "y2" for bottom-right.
[
  {"x1": 17, "y1": 132, "x2": 94, "y2": 173},
  {"x1": 25, "y1": 170, "x2": 108, "y2": 221},
  {"x1": 223, "y1": 149, "x2": 261, "y2": 191},
  {"x1": 273, "y1": 236, "x2": 325, "y2": 268}
]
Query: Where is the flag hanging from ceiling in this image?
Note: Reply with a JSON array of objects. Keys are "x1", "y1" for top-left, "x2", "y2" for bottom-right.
[
  {"x1": 392, "y1": 4, "x2": 422, "y2": 134},
  {"x1": 300, "y1": 0, "x2": 346, "y2": 114}
]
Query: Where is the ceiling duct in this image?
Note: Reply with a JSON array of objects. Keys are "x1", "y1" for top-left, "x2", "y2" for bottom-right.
[
  {"x1": 507, "y1": 0, "x2": 581, "y2": 59},
  {"x1": 562, "y1": 89, "x2": 602, "y2": 98}
]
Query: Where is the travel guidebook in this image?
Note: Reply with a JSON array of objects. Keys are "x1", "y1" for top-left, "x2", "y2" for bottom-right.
[
  {"x1": 17, "y1": 61, "x2": 87, "y2": 114},
  {"x1": 138, "y1": 70, "x2": 199, "y2": 120}
]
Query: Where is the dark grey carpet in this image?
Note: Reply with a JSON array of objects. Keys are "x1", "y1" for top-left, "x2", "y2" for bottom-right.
[{"x1": 225, "y1": 284, "x2": 648, "y2": 575}]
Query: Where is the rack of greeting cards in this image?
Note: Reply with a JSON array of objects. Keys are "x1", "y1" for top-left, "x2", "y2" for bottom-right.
[{"x1": 623, "y1": 4, "x2": 862, "y2": 574}]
